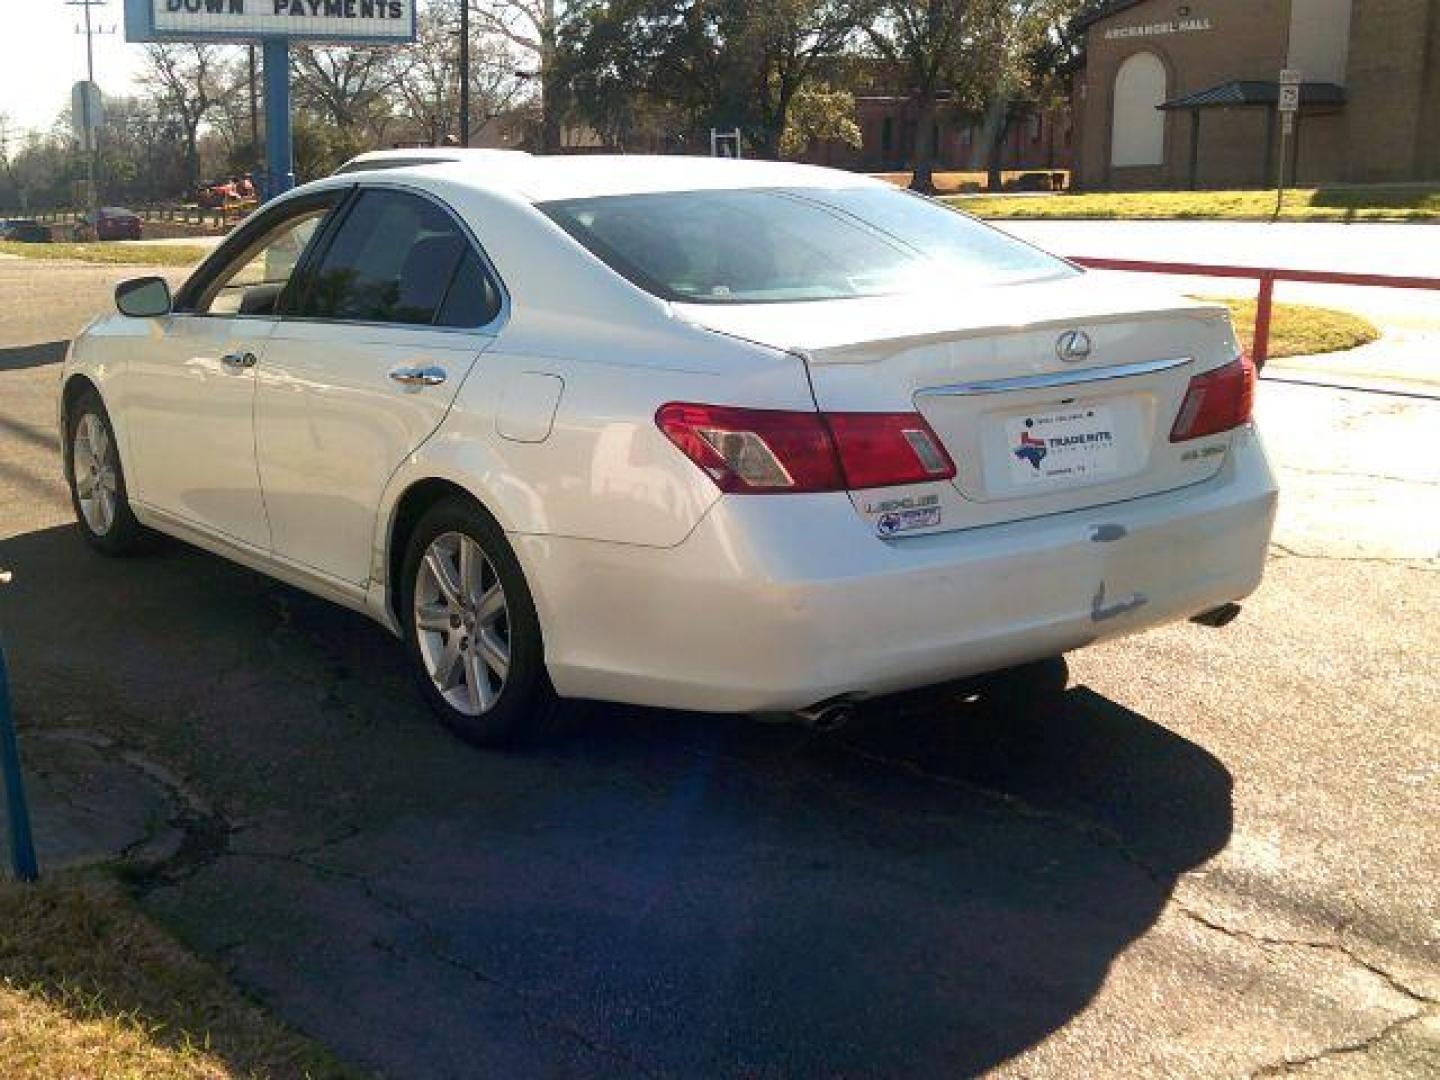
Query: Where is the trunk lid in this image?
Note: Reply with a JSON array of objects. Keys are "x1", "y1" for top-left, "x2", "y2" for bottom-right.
[{"x1": 673, "y1": 274, "x2": 1243, "y2": 532}]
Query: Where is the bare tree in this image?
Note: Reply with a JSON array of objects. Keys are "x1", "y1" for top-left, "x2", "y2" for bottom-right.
[
  {"x1": 468, "y1": 0, "x2": 565, "y2": 151},
  {"x1": 291, "y1": 44, "x2": 402, "y2": 139},
  {"x1": 140, "y1": 43, "x2": 231, "y2": 189},
  {"x1": 397, "y1": 3, "x2": 531, "y2": 148}
]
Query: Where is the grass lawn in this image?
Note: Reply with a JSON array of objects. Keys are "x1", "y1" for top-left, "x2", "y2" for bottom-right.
[
  {"x1": 875, "y1": 169, "x2": 1067, "y2": 194},
  {"x1": 950, "y1": 185, "x2": 1440, "y2": 222},
  {"x1": 1204, "y1": 296, "x2": 1381, "y2": 358},
  {"x1": 0, "y1": 873, "x2": 349, "y2": 1079},
  {"x1": 0, "y1": 241, "x2": 212, "y2": 267}
]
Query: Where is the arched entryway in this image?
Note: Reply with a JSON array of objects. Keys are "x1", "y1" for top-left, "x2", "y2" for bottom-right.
[{"x1": 1111, "y1": 51, "x2": 1167, "y2": 168}]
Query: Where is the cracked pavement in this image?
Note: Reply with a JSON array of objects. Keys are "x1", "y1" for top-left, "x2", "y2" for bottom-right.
[{"x1": 1, "y1": 262, "x2": 1436, "y2": 1077}]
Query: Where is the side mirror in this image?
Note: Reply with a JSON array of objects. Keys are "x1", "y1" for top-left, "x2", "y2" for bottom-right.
[{"x1": 115, "y1": 276, "x2": 171, "y2": 318}]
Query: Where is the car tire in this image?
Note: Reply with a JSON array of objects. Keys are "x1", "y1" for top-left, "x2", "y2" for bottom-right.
[
  {"x1": 65, "y1": 388, "x2": 150, "y2": 556},
  {"x1": 399, "y1": 496, "x2": 563, "y2": 747}
]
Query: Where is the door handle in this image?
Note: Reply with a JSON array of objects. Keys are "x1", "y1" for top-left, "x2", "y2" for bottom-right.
[
  {"x1": 389, "y1": 365, "x2": 447, "y2": 387},
  {"x1": 221, "y1": 351, "x2": 258, "y2": 369}
]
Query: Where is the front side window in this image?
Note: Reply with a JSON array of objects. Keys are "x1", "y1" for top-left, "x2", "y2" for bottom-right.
[
  {"x1": 540, "y1": 186, "x2": 1072, "y2": 304},
  {"x1": 292, "y1": 189, "x2": 500, "y2": 327},
  {"x1": 199, "y1": 208, "x2": 330, "y2": 316}
]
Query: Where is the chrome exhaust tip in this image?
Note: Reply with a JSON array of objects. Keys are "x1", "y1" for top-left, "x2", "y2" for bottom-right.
[{"x1": 1191, "y1": 602, "x2": 1242, "y2": 629}]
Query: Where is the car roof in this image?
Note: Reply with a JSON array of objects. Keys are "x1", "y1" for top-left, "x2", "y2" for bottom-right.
[
  {"x1": 333, "y1": 148, "x2": 527, "y2": 175},
  {"x1": 334, "y1": 150, "x2": 885, "y2": 202}
]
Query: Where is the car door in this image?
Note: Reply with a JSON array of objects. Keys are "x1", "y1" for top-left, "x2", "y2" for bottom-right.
[
  {"x1": 122, "y1": 191, "x2": 344, "y2": 550},
  {"x1": 254, "y1": 185, "x2": 504, "y2": 586}
]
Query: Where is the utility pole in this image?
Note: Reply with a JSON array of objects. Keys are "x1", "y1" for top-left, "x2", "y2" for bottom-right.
[
  {"x1": 459, "y1": 0, "x2": 471, "y2": 146},
  {"x1": 67, "y1": 0, "x2": 111, "y2": 224}
]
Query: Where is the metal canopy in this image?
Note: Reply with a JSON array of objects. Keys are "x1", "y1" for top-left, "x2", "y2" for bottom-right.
[{"x1": 1159, "y1": 80, "x2": 1347, "y2": 111}]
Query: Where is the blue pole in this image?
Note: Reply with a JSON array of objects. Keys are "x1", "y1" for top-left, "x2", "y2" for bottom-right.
[
  {"x1": 262, "y1": 38, "x2": 294, "y2": 201},
  {"x1": 0, "y1": 641, "x2": 38, "y2": 882}
]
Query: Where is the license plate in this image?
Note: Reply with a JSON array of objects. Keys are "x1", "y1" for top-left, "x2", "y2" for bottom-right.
[{"x1": 1006, "y1": 405, "x2": 1121, "y2": 484}]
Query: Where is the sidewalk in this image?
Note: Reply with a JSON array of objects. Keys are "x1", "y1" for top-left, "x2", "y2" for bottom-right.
[{"x1": 1266, "y1": 329, "x2": 1440, "y2": 393}]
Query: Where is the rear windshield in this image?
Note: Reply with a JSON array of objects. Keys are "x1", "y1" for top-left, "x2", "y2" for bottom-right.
[{"x1": 539, "y1": 186, "x2": 1072, "y2": 304}]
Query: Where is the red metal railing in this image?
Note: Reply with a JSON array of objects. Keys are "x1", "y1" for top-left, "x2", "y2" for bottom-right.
[{"x1": 1069, "y1": 257, "x2": 1440, "y2": 369}]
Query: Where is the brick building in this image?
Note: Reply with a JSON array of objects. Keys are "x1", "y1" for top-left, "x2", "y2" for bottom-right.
[
  {"x1": 1075, "y1": 0, "x2": 1440, "y2": 189},
  {"x1": 792, "y1": 60, "x2": 1074, "y2": 177},
  {"x1": 802, "y1": 94, "x2": 1075, "y2": 177}
]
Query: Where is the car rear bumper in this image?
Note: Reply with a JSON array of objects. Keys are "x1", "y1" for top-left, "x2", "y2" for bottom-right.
[{"x1": 517, "y1": 426, "x2": 1278, "y2": 713}]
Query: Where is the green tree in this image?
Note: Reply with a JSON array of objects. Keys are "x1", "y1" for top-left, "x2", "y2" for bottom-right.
[
  {"x1": 868, "y1": 0, "x2": 996, "y2": 192},
  {"x1": 967, "y1": 0, "x2": 1084, "y2": 190},
  {"x1": 564, "y1": 0, "x2": 874, "y2": 158},
  {"x1": 779, "y1": 80, "x2": 862, "y2": 158}
]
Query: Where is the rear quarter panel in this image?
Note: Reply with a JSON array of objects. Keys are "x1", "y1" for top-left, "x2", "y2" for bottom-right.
[{"x1": 372, "y1": 174, "x2": 818, "y2": 559}]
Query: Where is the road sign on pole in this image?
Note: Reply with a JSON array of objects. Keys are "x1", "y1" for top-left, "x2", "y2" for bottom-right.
[
  {"x1": 70, "y1": 80, "x2": 104, "y2": 153},
  {"x1": 1274, "y1": 69, "x2": 1301, "y2": 218},
  {"x1": 1278, "y1": 68, "x2": 1302, "y2": 115}
]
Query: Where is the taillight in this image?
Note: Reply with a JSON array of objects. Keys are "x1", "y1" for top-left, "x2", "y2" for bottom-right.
[
  {"x1": 655, "y1": 403, "x2": 955, "y2": 493},
  {"x1": 1170, "y1": 354, "x2": 1255, "y2": 442},
  {"x1": 825, "y1": 412, "x2": 956, "y2": 489},
  {"x1": 655, "y1": 404, "x2": 842, "y2": 492}
]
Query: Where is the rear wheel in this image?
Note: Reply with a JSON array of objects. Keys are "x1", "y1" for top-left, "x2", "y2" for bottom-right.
[
  {"x1": 65, "y1": 389, "x2": 149, "y2": 555},
  {"x1": 400, "y1": 497, "x2": 561, "y2": 746}
]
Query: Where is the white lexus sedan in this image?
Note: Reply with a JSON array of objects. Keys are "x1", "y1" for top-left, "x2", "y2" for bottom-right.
[{"x1": 60, "y1": 153, "x2": 1277, "y2": 744}]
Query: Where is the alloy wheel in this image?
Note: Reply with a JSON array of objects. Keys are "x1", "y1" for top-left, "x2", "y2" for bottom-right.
[
  {"x1": 413, "y1": 531, "x2": 511, "y2": 716},
  {"x1": 73, "y1": 412, "x2": 117, "y2": 536}
]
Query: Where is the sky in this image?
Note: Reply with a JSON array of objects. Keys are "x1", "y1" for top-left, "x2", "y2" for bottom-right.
[{"x1": 0, "y1": 0, "x2": 146, "y2": 142}]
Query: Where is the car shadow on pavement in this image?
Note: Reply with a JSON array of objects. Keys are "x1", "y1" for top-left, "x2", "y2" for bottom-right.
[
  {"x1": 0, "y1": 524, "x2": 1234, "y2": 1078},
  {"x1": 0, "y1": 340, "x2": 68, "y2": 372}
]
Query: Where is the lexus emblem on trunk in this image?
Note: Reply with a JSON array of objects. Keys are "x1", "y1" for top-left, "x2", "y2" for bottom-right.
[{"x1": 1056, "y1": 329, "x2": 1092, "y2": 362}]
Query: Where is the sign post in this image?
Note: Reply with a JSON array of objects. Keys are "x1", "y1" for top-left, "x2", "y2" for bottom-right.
[
  {"x1": 1275, "y1": 68, "x2": 1301, "y2": 217},
  {"x1": 0, "y1": 614, "x2": 39, "y2": 883},
  {"x1": 71, "y1": 80, "x2": 105, "y2": 221},
  {"x1": 262, "y1": 38, "x2": 293, "y2": 199},
  {"x1": 123, "y1": 2, "x2": 415, "y2": 201}
]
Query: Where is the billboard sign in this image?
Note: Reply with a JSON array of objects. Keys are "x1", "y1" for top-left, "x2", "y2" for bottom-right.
[
  {"x1": 124, "y1": 0, "x2": 416, "y2": 44},
  {"x1": 122, "y1": 0, "x2": 416, "y2": 201}
]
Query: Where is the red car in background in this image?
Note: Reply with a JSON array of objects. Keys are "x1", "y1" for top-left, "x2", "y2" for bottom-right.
[{"x1": 72, "y1": 207, "x2": 143, "y2": 241}]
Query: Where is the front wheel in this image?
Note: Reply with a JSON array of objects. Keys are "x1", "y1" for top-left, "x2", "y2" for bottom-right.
[
  {"x1": 399, "y1": 497, "x2": 562, "y2": 746},
  {"x1": 65, "y1": 389, "x2": 149, "y2": 555}
]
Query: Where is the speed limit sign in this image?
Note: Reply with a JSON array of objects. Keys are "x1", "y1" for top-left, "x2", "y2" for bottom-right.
[{"x1": 1278, "y1": 68, "x2": 1301, "y2": 113}]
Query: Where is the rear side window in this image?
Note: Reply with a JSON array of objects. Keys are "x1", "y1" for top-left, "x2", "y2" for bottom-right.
[{"x1": 294, "y1": 189, "x2": 501, "y2": 327}]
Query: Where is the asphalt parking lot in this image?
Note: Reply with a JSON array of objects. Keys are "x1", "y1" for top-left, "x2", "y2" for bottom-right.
[{"x1": 1, "y1": 259, "x2": 1437, "y2": 1077}]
